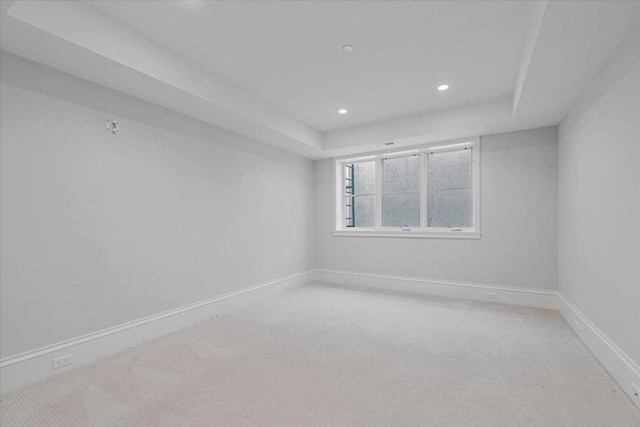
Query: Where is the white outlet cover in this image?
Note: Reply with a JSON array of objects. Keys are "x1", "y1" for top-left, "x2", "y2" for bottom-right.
[
  {"x1": 52, "y1": 354, "x2": 74, "y2": 370},
  {"x1": 106, "y1": 120, "x2": 120, "y2": 134}
]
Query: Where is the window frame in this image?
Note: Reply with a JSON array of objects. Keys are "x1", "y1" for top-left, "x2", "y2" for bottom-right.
[{"x1": 333, "y1": 137, "x2": 480, "y2": 239}]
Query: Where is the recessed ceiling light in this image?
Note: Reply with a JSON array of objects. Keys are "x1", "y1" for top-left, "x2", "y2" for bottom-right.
[
  {"x1": 338, "y1": 109, "x2": 348, "y2": 114},
  {"x1": 342, "y1": 45, "x2": 353, "y2": 53},
  {"x1": 438, "y1": 84, "x2": 450, "y2": 91}
]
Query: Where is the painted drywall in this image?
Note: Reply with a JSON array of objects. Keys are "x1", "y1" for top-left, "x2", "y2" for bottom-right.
[
  {"x1": 558, "y1": 29, "x2": 640, "y2": 366},
  {"x1": 316, "y1": 126, "x2": 558, "y2": 290},
  {"x1": 0, "y1": 52, "x2": 315, "y2": 359}
]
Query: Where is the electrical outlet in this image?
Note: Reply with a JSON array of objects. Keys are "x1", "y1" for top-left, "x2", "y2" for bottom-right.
[
  {"x1": 487, "y1": 292, "x2": 499, "y2": 301},
  {"x1": 633, "y1": 383, "x2": 639, "y2": 400},
  {"x1": 52, "y1": 354, "x2": 74, "y2": 370},
  {"x1": 106, "y1": 120, "x2": 120, "y2": 134}
]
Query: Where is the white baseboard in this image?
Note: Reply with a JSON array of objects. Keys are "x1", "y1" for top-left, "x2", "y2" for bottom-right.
[
  {"x1": 315, "y1": 270, "x2": 639, "y2": 409},
  {"x1": 0, "y1": 270, "x2": 314, "y2": 394},
  {"x1": 314, "y1": 269, "x2": 557, "y2": 309},
  {"x1": 557, "y1": 293, "x2": 640, "y2": 410},
  {"x1": 4, "y1": 268, "x2": 638, "y2": 412}
]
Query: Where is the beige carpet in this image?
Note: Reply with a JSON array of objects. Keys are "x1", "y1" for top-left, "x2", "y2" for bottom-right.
[{"x1": 1, "y1": 281, "x2": 639, "y2": 426}]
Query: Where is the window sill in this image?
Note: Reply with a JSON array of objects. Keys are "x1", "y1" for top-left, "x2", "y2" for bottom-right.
[{"x1": 333, "y1": 229, "x2": 481, "y2": 239}]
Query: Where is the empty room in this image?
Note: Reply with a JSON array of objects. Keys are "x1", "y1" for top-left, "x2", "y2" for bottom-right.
[{"x1": 0, "y1": 0, "x2": 639, "y2": 425}]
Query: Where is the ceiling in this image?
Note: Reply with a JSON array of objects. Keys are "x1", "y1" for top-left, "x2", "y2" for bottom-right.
[
  {"x1": 1, "y1": 1, "x2": 638, "y2": 159},
  {"x1": 88, "y1": 0, "x2": 533, "y2": 133}
]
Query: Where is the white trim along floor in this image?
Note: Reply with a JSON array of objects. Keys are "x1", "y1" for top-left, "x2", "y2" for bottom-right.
[{"x1": 1, "y1": 279, "x2": 638, "y2": 426}]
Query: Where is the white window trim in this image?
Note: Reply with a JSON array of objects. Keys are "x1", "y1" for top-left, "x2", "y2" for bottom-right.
[{"x1": 333, "y1": 137, "x2": 480, "y2": 239}]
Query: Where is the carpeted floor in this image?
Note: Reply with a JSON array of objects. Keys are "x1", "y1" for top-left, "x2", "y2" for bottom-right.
[{"x1": 1, "y1": 281, "x2": 639, "y2": 426}]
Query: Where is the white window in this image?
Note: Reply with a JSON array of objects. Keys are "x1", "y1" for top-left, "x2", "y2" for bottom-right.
[{"x1": 334, "y1": 138, "x2": 480, "y2": 238}]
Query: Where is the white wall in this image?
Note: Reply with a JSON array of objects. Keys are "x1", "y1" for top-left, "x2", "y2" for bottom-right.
[
  {"x1": 316, "y1": 126, "x2": 558, "y2": 290},
  {"x1": 0, "y1": 52, "x2": 315, "y2": 359},
  {"x1": 558, "y1": 29, "x2": 640, "y2": 366}
]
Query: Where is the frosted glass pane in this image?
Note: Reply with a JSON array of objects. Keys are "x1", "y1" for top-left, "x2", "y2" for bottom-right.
[
  {"x1": 428, "y1": 189, "x2": 472, "y2": 228},
  {"x1": 383, "y1": 192, "x2": 420, "y2": 227},
  {"x1": 383, "y1": 156, "x2": 419, "y2": 193},
  {"x1": 427, "y1": 148, "x2": 472, "y2": 228},
  {"x1": 346, "y1": 195, "x2": 375, "y2": 227},
  {"x1": 428, "y1": 149, "x2": 471, "y2": 190},
  {"x1": 350, "y1": 161, "x2": 375, "y2": 195}
]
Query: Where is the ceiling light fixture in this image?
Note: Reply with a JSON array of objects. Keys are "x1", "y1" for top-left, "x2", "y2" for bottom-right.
[
  {"x1": 438, "y1": 84, "x2": 450, "y2": 91},
  {"x1": 338, "y1": 109, "x2": 348, "y2": 114},
  {"x1": 342, "y1": 45, "x2": 353, "y2": 53}
]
